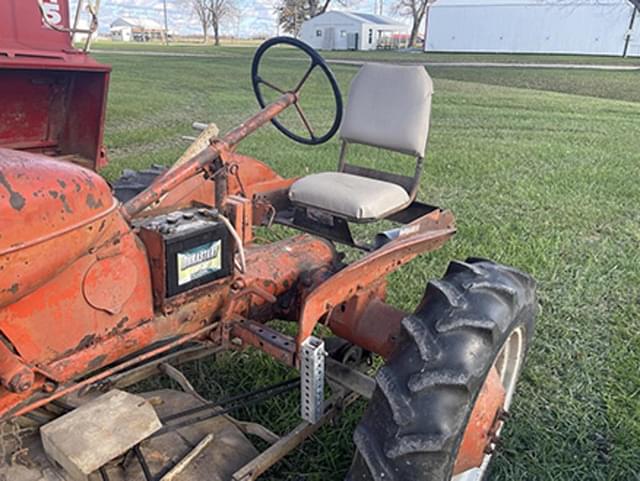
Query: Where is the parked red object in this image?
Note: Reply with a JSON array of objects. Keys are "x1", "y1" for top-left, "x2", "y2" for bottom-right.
[
  {"x1": 0, "y1": 26, "x2": 538, "y2": 481},
  {"x1": 0, "y1": 1, "x2": 110, "y2": 170}
]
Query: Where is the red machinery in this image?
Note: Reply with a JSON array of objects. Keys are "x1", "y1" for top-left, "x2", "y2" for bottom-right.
[
  {"x1": 0, "y1": 0, "x2": 110, "y2": 170},
  {"x1": 0, "y1": 4, "x2": 538, "y2": 480}
]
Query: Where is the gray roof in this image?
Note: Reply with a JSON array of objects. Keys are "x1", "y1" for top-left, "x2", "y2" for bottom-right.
[
  {"x1": 348, "y1": 12, "x2": 399, "y2": 25},
  {"x1": 111, "y1": 17, "x2": 163, "y2": 29}
]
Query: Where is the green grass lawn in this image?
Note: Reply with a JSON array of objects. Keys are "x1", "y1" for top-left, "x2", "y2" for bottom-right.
[
  {"x1": 91, "y1": 39, "x2": 640, "y2": 66},
  {"x1": 96, "y1": 46, "x2": 640, "y2": 481}
]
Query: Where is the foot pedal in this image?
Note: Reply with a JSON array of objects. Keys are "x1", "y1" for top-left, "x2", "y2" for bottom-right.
[{"x1": 300, "y1": 336, "x2": 326, "y2": 424}]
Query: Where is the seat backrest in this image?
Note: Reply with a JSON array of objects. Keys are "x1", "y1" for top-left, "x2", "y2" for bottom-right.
[{"x1": 340, "y1": 63, "x2": 433, "y2": 157}]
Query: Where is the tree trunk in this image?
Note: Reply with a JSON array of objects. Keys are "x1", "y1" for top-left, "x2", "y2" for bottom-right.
[
  {"x1": 202, "y1": 20, "x2": 209, "y2": 44},
  {"x1": 408, "y1": 17, "x2": 421, "y2": 47},
  {"x1": 319, "y1": 0, "x2": 331, "y2": 15},
  {"x1": 213, "y1": 22, "x2": 220, "y2": 46}
]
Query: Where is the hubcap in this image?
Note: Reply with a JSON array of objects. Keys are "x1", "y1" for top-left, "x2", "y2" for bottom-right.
[{"x1": 452, "y1": 326, "x2": 526, "y2": 481}]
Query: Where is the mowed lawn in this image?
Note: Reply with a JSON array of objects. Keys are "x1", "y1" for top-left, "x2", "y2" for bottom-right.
[
  {"x1": 95, "y1": 46, "x2": 640, "y2": 481},
  {"x1": 91, "y1": 39, "x2": 640, "y2": 65}
]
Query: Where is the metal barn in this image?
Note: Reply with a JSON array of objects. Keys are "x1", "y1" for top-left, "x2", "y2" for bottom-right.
[{"x1": 424, "y1": 0, "x2": 640, "y2": 57}]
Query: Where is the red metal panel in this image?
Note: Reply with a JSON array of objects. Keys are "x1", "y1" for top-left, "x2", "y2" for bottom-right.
[
  {"x1": 327, "y1": 294, "x2": 407, "y2": 359},
  {"x1": 0, "y1": 149, "x2": 116, "y2": 307},
  {"x1": 83, "y1": 256, "x2": 139, "y2": 314},
  {"x1": 0, "y1": 69, "x2": 111, "y2": 169},
  {"x1": 0, "y1": 213, "x2": 155, "y2": 366},
  {"x1": 0, "y1": 1, "x2": 71, "y2": 55},
  {"x1": 0, "y1": 149, "x2": 113, "y2": 253},
  {"x1": 0, "y1": 232, "x2": 337, "y2": 419},
  {"x1": 0, "y1": 71, "x2": 58, "y2": 149},
  {"x1": 297, "y1": 225, "x2": 456, "y2": 348},
  {"x1": 0, "y1": 2, "x2": 111, "y2": 169},
  {"x1": 59, "y1": 70, "x2": 111, "y2": 168}
]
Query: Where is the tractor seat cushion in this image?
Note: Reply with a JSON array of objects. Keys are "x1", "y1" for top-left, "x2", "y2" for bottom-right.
[{"x1": 289, "y1": 172, "x2": 410, "y2": 221}]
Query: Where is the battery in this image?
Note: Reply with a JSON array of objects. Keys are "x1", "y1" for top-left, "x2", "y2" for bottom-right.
[{"x1": 137, "y1": 208, "x2": 233, "y2": 302}]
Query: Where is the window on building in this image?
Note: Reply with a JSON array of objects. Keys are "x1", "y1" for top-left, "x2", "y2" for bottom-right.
[
  {"x1": 368, "y1": 29, "x2": 373, "y2": 44},
  {"x1": 341, "y1": 30, "x2": 347, "y2": 37},
  {"x1": 316, "y1": 29, "x2": 322, "y2": 37}
]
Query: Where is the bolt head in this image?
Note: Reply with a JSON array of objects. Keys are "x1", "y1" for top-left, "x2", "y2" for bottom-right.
[
  {"x1": 8, "y1": 371, "x2": 34, "y2": 393},
  {"x1": 42, "y1": 381, "x2": 57, "y2": 394}
]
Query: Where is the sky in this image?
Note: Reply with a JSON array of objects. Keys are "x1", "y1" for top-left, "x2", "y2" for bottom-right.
[{"x1": 78, "y1": 0, "x2": 408, "y2": 38}]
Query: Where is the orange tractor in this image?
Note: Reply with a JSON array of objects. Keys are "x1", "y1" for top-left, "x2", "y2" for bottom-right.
[{"x1": 0, "y1": 3, "x2": 537, "y2": 480}]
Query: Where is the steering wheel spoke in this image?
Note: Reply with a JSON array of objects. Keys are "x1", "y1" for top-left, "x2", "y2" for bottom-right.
[
  {"x1": 251, "y1": 37, "x2": 343, "y2": 146},
  {"x1": 294, "y1": 60, "x2": 318, "y2": 94},
  {"x1": 256, "y1": 75, "x2": 286, "y2": 95},
  {"x1": 294, "y1": 102, "x2": 316, "y2": 140}
]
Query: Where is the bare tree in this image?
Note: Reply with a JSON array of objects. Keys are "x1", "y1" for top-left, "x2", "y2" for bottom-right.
[
  {"x1": 275, "y1": 0, "x2": 335, "y2": 37},
  {"x1": 206, "y1": 0, "x2": 238, "y2": 46},
  {"x1": 275, "y1": 0, "x2": 305, "y2": 36},
  {"x1": 396, "y1": 0, "x2": 437, "y2": 48},
  {"x1": 184, "y1": 0, "x2": 210, "y2": 43}
]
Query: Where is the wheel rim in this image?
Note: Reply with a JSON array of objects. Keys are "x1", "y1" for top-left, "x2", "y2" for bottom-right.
[{"x1": 451, "y1": 326, "x2": 526, "y2": 481}]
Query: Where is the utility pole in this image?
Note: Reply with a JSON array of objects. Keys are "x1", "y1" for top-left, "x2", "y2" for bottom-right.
[
  {"x1": 424, "y1": 1, "x2": 432, "y2": 52},
  {"x1": 623, "y1": 7, "x2": 637, "y2": 57},
  {"x1": 374, "y1": 0, "x2": 384, "y2": 16},
  {"x1": 163, "y1": 0, "x2": 169, "y2": 45},
  {"x1": 623, "y1": 0, "x2": 640, "y2": 57}
]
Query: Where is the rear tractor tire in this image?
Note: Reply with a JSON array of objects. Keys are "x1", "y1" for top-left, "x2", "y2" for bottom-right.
[{"x1": 347, "y1": 258, "x2": 537, "y2": 481}]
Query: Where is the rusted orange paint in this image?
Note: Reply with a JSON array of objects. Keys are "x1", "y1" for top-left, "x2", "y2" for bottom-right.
[
  {"x1": 327, "y1": 285, "x2": 407, "y2": 359},
  {"x1": 83, "y1": 255, "x2": 138, "y2": 314},
  {"x1": 0, "y1": 149, "x2": 115, "y2": 307},
  {"x1": 6, "y1": 323, "x2": 218, "y2": 420},
  {"x1": 225, "y1": 195, "x2": 254, "y2": 244},
  {"x1": 0, "y1": 215, "x2": 336, "y2": 419},
  {"x1": 453, "y1": 367, "x2": 506, "y2": 474},
  {"x1": 147, "y1": 151, "x2": 293, "y2": 214},
  {"x1": 0, "y1": 215, "x2": 154, "y2": 365},
  {"x1": 231, "y1": 319, "x2": 296, "y2": 366},
  {"x1": 297, "y1": 225, "x2": 456, "y2": 349},
  {"x1": 0, "y1": 340, "x2": 34, "y2": 393},
  {"x1": 0, "y1": 84, "x2": 458, "y2": 427}
]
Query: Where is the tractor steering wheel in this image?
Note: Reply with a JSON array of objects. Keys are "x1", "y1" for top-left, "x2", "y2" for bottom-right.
[{"x1": 251, "y1": 37, "x2": 343, "y2": 145}]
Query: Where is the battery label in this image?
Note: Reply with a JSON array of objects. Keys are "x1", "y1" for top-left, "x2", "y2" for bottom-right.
[{"x1": 176, "y1": 240, "x2": 222, "y2": 286}]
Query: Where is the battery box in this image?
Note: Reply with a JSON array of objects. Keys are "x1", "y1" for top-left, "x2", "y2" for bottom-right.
[{"x1": 137, "y1": 207, "x2": 233, "y2": 302}]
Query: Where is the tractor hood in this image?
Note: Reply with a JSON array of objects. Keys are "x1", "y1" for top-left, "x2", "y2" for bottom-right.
[
  {"x1": 0, "y1": 148, "x2": 115, "y2": 252},
  {"x1": 0, "y1": 148, "x2": 117, "y2": 307}
]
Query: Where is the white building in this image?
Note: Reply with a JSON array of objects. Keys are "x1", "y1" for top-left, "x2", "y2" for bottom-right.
[
  {"x1": 110, "y1": 24, "x2": 132, "y2": 42},
  {"x1": 110, "y1": 17, "x2": 165, "y2": 42},
  {"x1": 425, "y1": 0, "x2": 640, "y2": 57},
  {"x1": 300, "y1": 11, "x2": 410, "y2": 51}
]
